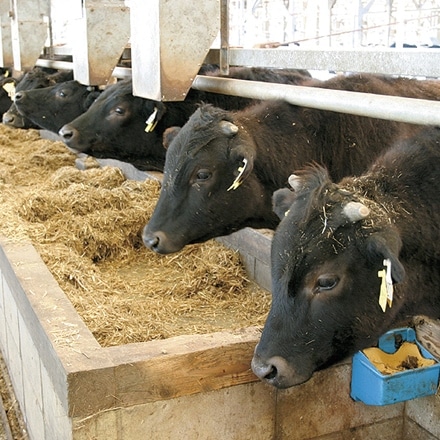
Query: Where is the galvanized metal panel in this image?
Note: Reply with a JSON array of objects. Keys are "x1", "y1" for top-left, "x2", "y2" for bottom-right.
[
  {"x1": 206, "y1": 47, "x2": 440, "y2": 78},
  {"x1": 10, "y1": 0, "x2": 50, "y2": 71},
  {"x1": 130, "y1": 0, "x2": 220, "y2": 101},
  {"x1": 0, "y1": 0, "x2": 12, "y2": 67},
  {"x1": 71, "y1": 0, "x2": 130, "y2": 86}
]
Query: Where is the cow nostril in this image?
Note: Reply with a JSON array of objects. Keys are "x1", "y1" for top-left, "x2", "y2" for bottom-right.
[
  {"x1": 58, "y1": 127, "x2": 73, "y2": 139},
  {"x1": 143, "y1": 232, "x2": 160, "y2": 250},
  {"x1": 2, "y1": 113, "x2": 14, "y2": 124},
  {"x1": 59, "y1": 125, "x2": 75, "y2": 141},
  {"x1": 251, "y1": 355, "x2": 279, "y2": 381},
  {"x1": 264, "y1": 365, "x2": 278, "y2": 381}
]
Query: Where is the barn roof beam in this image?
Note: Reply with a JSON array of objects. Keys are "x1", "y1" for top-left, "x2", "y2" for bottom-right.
[{"x1": 192, "y1": 75, "x2": 440, "y2": 126}]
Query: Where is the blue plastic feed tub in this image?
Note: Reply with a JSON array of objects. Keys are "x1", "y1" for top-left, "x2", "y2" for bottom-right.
[{"x1": 350, "y1": 327, "x2": 440, "y2": 405}]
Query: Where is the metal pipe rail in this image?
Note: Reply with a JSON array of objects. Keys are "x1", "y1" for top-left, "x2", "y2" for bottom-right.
[
  {"x1": 35, "y1": 58, "x2": 132, "y2": 80},
  {"x1": 192, "y1": 75, "x2": 440, "y2": 126}
]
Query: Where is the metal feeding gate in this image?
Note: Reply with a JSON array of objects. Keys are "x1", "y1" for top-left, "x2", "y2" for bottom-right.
[{"x1": 0, "y1": 1, "x2": 439, "y2": 439}]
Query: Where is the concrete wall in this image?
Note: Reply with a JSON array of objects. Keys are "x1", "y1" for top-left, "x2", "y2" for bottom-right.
[{"x1": 0, "y1": 235, "x2": 439, "y2": 439}]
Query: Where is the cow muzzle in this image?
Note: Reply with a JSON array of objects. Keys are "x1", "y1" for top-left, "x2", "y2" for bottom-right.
[
  {"x1": 142, "y1": 228, "x2": 183, "y2": 255},
  {"x1": 251, "y1": 352, "x2": 311, "y2": 389},
  {"x1": 59, "y1": 124, "x2": 80, "y2": 148}
]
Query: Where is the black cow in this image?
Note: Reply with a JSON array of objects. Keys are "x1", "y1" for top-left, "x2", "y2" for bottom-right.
[
  {"x1": 57, "y1": 67, "x2": 311, "y2": 171},
  {"x1": 2, "y1": 68, "x2": 73, "y2": 129},
  {"x1": 251, "y1": 126, "x2": 440, "y2": 388},
  {"x1": 13, "y1": 80, "x2": 101, "y2": 133},
  {"x1": 142, "y1": 73, "x2": 440, "y2": 255}
]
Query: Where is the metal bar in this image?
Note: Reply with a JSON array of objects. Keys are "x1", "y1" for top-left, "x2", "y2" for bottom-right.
[
  {"x1": 192, "y1": 75, "x2": 440, "y2": 126},
  {"x1": 35, "y1": 58, "x2": 132, "y2": 80},
  {"x1": 205, "y1": 48, "x2": 440, "y2": 78},
  {"x1": 35, "y1": 59, "x2": 73, "y2": 71},
  {"x1": 219, "y1": 0, "x2": 229, "y2": 76}
]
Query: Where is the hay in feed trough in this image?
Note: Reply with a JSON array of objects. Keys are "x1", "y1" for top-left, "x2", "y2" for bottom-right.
[{"x1": 0, "y1": 125, "x2": 271, "y2": 346}]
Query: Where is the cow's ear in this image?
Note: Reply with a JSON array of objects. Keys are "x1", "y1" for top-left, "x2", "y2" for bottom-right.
[
  {"x1": 272, "y1": 188, "x2": 296, "y2": 219},
  {"x1": 144, "y1": 101, "x2": 167, "y2": 132},
  {"x1": 366, "y1": 230, "x2": 405, "y2": 283},
  {"x1": 163, "y1": 126, "x2": 181, "y2": 149},
  {"x1": 227, "y1": 143, "x2": 255, "y2": 191},
  {"x1": 144, "y1": 100, "x2": 167, "y2": 121}
]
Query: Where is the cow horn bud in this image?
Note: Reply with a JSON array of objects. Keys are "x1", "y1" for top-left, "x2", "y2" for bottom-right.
[
  {"x1": 219, "y1": 120, "x2": 239, "y2": 137},
  {"x1": 343, "y1": 201, "x2": 370, "y2": 222},
  {"x1": 288, "y1": 174, "x2": 302, "y2": 192}
]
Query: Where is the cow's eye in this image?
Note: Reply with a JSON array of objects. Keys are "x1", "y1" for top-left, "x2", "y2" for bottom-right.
[
  {"x1": 196, "y1": 169, "x2": 212, "y2": 181},
  {"x1": 57, "y1": 90, "x2": 67, "y2": 98},
  {"x1": 114, "y1": 107, "x2": 125, "y2": 115},
  {"x1": 314, "y1": 275, "x2": 339, "y2": 293}
]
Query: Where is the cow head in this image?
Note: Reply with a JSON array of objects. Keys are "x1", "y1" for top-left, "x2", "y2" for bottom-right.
[
  {"x1": 3, "y1": 69, "x2": 53, "y2": 129},
  {"x1": 58, "y1": 79, "x2": 168, "y2": 171},
  {"x1": 252, "y1": 165, "x2": 405, "y2": 388},
  {"x1": 14, "y1": 80, "x2": 101, "y2": 133},
  {"x1": 143, "y1": 104, "x2": 276, "y2": 254}
]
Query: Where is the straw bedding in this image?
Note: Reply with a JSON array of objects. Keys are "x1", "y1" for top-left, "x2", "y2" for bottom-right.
[{"x1": 0, "y1": 125, "x2": 271, "y2": 347}]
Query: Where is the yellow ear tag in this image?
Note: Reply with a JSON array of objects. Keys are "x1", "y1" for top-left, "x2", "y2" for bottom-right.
[
  {"x1": 227, "y1": 158, "x2": 248, "y2": 191},
  {"x1": 378, "y1": 269, "x2": 387, "y2": 312},
  {"x1": 2, "y1": 82, "x2": 16, "y2": 99},
  {"x1": 383, "y1": 258, "x2": 394, "y2": 307},
  {"x1": 378, "y1": 258, "x2": 393, "y2": 312},
  {"x1": 145, "y1": 107, "x2": 158, "y2": 132}
]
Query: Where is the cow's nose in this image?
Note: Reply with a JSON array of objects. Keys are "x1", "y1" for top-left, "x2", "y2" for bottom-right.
[
  {"x1": 142, "y1": 229, "x2": 179, "y2": 254},
  {"x1": 251, "y1": 353, "x2": 279, "y2": 382},
  {"x1": 142, "y1": 230, "x2": 162, "y2": 251},
  {"x1": 251, "y1": 353, "x2": 303, "y2": 389},
  {"x1": 2, "y1": 111, "x2": 14, "y2": 125},
  {"x1": 143, "y1": 226, "x2": 185, "y2": 254},
  {"x1": 59, "y1": 124, "x2": 77, "y2": 143}
]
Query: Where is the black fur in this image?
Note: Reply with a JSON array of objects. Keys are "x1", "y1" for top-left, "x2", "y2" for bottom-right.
[
  {"x1": 3, "y1": 68, "x2": 73, "y2": 129},
  {"x1": 58, "y1": 67, "x2": 311, "y2": 171},
  {"x1": 253, "y1": 127, "x2": 440, "y2": 388},
  {"x1": 14, "y1": 80, "x2": 101, "y2": 133},
  {"x1": 143, "y1": 73, "x2": 440, "y2": 254}
]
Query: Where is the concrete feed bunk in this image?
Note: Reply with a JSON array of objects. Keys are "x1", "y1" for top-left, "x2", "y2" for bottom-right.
[{"x1": 0, "y1": 231, "x2": 439, "y2": 439}]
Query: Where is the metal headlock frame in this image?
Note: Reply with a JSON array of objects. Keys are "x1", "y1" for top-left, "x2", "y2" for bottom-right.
[
  {"x1": 191, "y1": 74, "x2": 440, "y2": 126},
  {"x1": 12, "y1": 0, "x2": 440, "y2": 126}
]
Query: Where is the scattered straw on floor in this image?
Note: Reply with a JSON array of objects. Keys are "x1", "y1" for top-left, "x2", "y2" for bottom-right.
[{"x1": 0, "y1": 125, "x2": 271, "y2": 347}]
